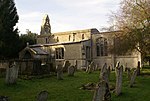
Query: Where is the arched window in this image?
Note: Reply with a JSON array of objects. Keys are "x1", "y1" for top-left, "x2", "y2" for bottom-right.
[
  {"x1": 55, "y1": 48, "x2": 64, "y2": 59},
  {"x1": 69, "y1": 35, "x2": 71, "y2": 41},
  {"x1": 45, "y1": 37, "x2": 48, "y2": 43},
  {"x1": 82, "y1": 34, "x2": 84, "y2": 39},
  {"x1": 96, "y1": 37, "x2": 108, "y2": 56}
]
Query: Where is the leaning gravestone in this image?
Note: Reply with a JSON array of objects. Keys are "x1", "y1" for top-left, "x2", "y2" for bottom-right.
[
  {"x1": 56, "y1": 64, "x2": 63, "y2": 80},
  {"x1": 100, "y1": 63, "x2": 109, "y2": 83},
  {"x1": 36, "y1": 91, "x2": 48, "y2": 101},
  {"x1": 62, "y1": 60, "x2": 70, "y2": 72},
  {"x1": 129, "y1": 69, "x2": 138, "y2": 87},
  {"x1": 92, "y1": 80, "x2": 111, "y2": 101},
  {"x1": 100, "y1": 63, "x2": 107, "y2": 75},
  {"x1": 5, "y1": 61, "x2": 19, "y2": 85},
  {"x1": 115, "y1": 64, "x2": 123, "y2": 96},
  {"x1": 68, "y1": 65, "x2": 75, "y2": 76},
  {"x1": 87, "y1": 61, "x2": 95, "y2": 73}
]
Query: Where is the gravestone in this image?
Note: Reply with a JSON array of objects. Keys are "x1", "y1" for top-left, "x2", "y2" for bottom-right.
[
  {"x1": 68, "y1": 65, "x2": 75, "y2": 76},
  {"x1": 101, "y1": 63, "x2": 107, "y2": 75},
  {"x1": 129, "y1": 69, "x2": 138, "y2": 87},
  {"x1": 115, "y1": 65, "x2": 123, "y2": 96},
  {"x1": 62, "y1": 60, "x2": 70, "y2": 72},
  {"x1": 5, "y1": 61, "x2": 19, "y2": 85},
  {"x1": 36, "y1": 91, "x2": 48, "y2": 101},
  {"x1": 100, "y1": 63, "x2": 109, "y2": 83},
  {"x1": 56, "y1": 64, "x2": 63, "y2": 80},
  {"x1": 86, "y1": 61, "x2": 95, "y2": 73},
  {"x1": 92, "y1": 80, "x2": 111, "y2": 101}
]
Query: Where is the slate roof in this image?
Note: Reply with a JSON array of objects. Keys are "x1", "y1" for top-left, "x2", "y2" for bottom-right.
[{"x1": 30, "y1": 47, "x2": 48, "y2": 55}]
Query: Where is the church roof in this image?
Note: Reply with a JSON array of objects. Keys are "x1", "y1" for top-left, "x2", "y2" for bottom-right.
[
  {"x1": 30, "y1": 39, "x2": 90, "y2": 47},
  {"x1": 52, "y1": 28, "x2": 99, "y2": 35}
]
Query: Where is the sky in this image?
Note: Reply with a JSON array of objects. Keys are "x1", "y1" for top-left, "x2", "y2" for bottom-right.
[{"x1": 15, "y1": 0, "x2": 121, "y2": 34}]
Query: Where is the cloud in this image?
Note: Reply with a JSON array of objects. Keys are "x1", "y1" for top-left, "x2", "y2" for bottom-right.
[
  {"x1": 15, "y1": 0, "x2": 121, "y2": 34},
  {"x1": 17, "y1": 12, "x2": 44, "y2": 34}
]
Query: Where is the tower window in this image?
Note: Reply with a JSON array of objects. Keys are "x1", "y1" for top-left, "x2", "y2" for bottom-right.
[
  {"x1": 82, "y1": 34, "x2": 84, "y2": 39},
  {"x1": 73, "y1": 33, "x2": 76, "y2": 41},
  {"x1": 69, "y1": 35, "x2": 71, "y2": 41}
]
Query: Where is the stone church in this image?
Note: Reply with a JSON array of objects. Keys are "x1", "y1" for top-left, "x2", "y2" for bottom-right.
[{"x1": 20, "y1": 14, "x2": 141, "y2": 69}]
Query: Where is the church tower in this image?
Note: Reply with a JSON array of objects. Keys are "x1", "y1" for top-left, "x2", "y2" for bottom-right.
[{"x1": 40, "y1": 14, "x2": 51, "y2": 35}]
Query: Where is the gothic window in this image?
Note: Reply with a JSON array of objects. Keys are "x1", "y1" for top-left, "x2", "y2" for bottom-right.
[
  {"x1": 73, "y1": 33, "x2": 76, "y2": 41},
  {"x1": 82, "y1": 34, "x2": 84, "y2": 39},
  {"x1": 55, "y1": 48, "x2": 64, "y2": 59},
  {"x1": 96, "y1": 37, "x2": 108, "y2": 56}
]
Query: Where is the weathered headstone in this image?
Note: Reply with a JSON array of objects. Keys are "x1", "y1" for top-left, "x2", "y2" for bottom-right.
[
  {"x1": 129, "y1": 69, "x2": 138, "y2": 87},
  {"x1": 100, "y1": 63, "x2": 108, "y2": 82},
  {"x1": 115, "y1": 65, "x2": 123, "y2": 96},
  {"x1": 95, "y1": 64, "x2": 98, "y2": 71},
  {"x1": 101, "y1": 63, "x2": 107, "y2": 75},
  {"x1": 89, "y1": 61, "x2": 94, "y2": 73},
  {"x1": 68, "y1": 65, "x2": 75, "y2": 76},
  {"x1": 86, "y1": 61, "x2": 95, "y2": 73},
  {"x1": 5, "y1": 61, "x2": 19, "y2": 85},
  {"x1": 62, "y1": 60, "x2": 70, "y2": 72},
  {"x1": 92, "y1": 80, "x2": 111, "y2": 101},
  {"x1": 56, "y1": 64, "x2": 63, "y2": 80},
  {"x1": 36, "y1": 91, "x2": 48, "y2": 101}
]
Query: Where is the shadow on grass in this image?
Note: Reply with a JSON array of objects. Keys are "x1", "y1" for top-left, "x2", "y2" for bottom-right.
[
  {"x1": 142, "y1": 65, "x2": 150, "y2": 69},
  {"x1": 140, "y1": 73, "x2": 150, "y2": 76}
]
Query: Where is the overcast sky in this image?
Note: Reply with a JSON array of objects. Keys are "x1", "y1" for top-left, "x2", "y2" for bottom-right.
[{"x1": 15, "y1": 0, "x2": 121, "y2": 34}]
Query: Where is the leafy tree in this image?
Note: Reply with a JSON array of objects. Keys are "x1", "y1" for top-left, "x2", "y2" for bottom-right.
[
  {"x1": 0, "y1": 0, "x2": 19, "y2": 59},
  {"x1": 19, "y1": 29, "x2": 37, "y2": 50},
  {"x1": 110, "y1": 0, "x2": 150, "y2": 60}
]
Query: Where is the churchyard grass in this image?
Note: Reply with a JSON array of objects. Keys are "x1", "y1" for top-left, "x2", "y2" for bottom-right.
[{"x1": 0, "y1": 67, "x2": 150, "y2": 101}]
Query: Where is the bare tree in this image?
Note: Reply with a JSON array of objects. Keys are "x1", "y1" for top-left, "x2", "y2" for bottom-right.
[{"x1": 110, "y1": 0, "x2": 150, "y2": 60}]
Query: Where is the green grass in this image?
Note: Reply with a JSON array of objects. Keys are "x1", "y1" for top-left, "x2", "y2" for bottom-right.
[{"x1": 0, "y1": 68, "x2": 150, "y2": 101}]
